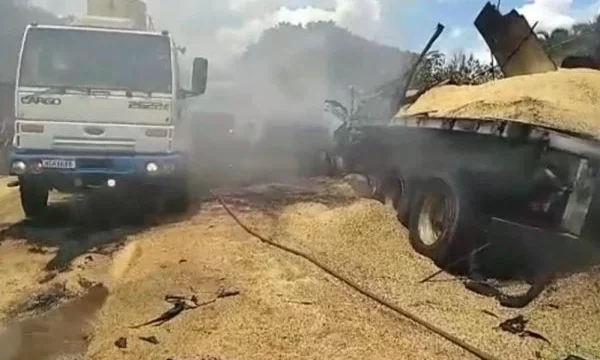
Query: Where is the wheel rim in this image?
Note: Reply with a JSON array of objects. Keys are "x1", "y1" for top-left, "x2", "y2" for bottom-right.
[
  {"x1": 333, "y1": 156, "x2": 345, "y2": 172},
  {"x1": 417, "y1": 192, "x2": 454, "y2": 246},
  {"x1": 367, "y1": 176, "x2": 379, "y2": 195}
]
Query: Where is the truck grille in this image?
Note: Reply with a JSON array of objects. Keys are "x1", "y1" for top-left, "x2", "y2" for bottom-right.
[{"x1": 53, "y1": 137, "x2": 135, "y2": 152}]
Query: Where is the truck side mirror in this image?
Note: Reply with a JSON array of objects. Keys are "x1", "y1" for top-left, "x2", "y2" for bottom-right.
[{"x1": 192, "y1": 57, "x2": 208, "y2": 95}]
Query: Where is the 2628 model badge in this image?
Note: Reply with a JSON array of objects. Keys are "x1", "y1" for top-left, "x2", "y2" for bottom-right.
[{"x1": 128, "y1": 100, "x2": 169, "y2": 110}]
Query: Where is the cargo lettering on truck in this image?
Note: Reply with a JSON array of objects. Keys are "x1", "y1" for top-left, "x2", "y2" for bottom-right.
[{"x1": 20, "y1": 95, "x2": 62, "y2": 106}]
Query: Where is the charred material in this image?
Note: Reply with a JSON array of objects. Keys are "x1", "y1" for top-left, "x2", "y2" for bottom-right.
[
  {"x1": 321, "y1": 23, "x2": 447, "y2": 135},
  {"x1": 497, "y1": 315, "x2": 550, "y2": 343},
  {"x1": 561, "y1": 55, "x2": 600, "y2": 70},
  {"x1": 474, "y1": 2, "x2": 556, "y2": 77},
  {"x1": 464, "y1": 276, "x2": 551, "y2": 309}
]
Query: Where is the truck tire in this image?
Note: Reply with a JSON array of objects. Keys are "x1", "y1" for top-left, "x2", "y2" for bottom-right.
[
  {"x1": 408, "y1": 176, "x2": 480, "y2": 267},
  {"x1": 305, "y1": 150, "x2": 334, "y2": 177},
  {"x1": 165, "y1": 177, "x2": 190, "y2": 214},
  {"x1": 367, "y1": 175, "x2": 386, "y2": 203},
  {"x1": 393, "y1": 175, "x2": 412, "y2": 227},
  {"x1": 320, "y1": 151, "x2": 339, "y2": 177},
  {"x1": 372, "y1": 170, "x2": 411, "y2": 227},
  {"x1": 19, "y1": 178, "x2": 49, "y2": 219}
]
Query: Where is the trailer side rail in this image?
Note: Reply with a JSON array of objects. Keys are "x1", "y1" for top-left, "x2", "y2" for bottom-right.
[{"x1": 387, "y1": 115, "x2": 600, "y2": 160}]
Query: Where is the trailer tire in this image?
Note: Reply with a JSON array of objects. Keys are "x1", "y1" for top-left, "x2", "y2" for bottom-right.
[
  {"x1": 373, "y1": 170, "x2": 411, "y2": 227},
  {"x1": 19, "y1": 178, "x2": 49, "y2": 219},
  {"x1": 393, "y1": 176, "x2": 411, "y2": 227},
  {"x1": 323, "y1": 151, "x2": 340, "y2": 177},
  {"x1": 367, "y1": 175, "x2": 386, "y2": 203},
  {"x1": 408, "y1": 176, "x2": 479, "y2": 267},
  {"x1": 309, "y1": 150, "x2": 337, "y2": 177}
]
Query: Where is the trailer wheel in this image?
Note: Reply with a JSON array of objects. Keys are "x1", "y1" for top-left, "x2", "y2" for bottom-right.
[
  {"x1": 309, "y1": 150, "x2": 337, "y2": 177},
  {"x1": 19, "y1": 178, "x2": 49, "y2": 219},
  {"x1": 373, "y1": 170, "x2": 411, "y2": 226},
  {"x1": 322, "y1": 151, "x2": 340, "y2": 177},
  {"x1": 408, "y1": 177, "x2": 478, "y2": 266},
  {"x1": 367, "y1": 175, "x2": 386, "y2": 203},
  {"x1": 394, "y1": 176, "x2": 413, "y2": 227},
  {"x1": 386, "y1": 172, "x2": 411, "y2": 227},
  {"x1": 332, "y1": 155, "x2": 347, "y2": 174}
]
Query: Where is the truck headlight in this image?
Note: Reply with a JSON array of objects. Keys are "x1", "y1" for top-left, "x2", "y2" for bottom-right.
[
  {"x1": 11, "y1": 161, "x2": 26, "y2": 175},
  {"x1": 146, "y1": 162, "x2": 159, "y2": 173}
]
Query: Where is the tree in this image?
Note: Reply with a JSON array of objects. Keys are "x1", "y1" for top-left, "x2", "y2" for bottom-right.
[
  {"x1": 0, "y1": 0, "x2": 63, "y2": 82},
  {"x1": 412, "y1": 50, "x2": 502, "y2": 89},
  {"x1": 234, "y1": 21, "x2": 415, "y2": 121}
]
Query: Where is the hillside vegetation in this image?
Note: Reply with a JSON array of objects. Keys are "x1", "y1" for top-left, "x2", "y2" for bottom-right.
[
  {"x1": 230, "y1": 21, "x2": 415, "y2": 123},
  {"x1": 0, "y1": 0, "x2": 63, "y2": 83}
]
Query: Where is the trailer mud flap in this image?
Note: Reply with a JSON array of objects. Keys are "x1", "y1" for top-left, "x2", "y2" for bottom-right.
[{"x1": 562, "y1": 159, "x2": 596, "y2": 236}]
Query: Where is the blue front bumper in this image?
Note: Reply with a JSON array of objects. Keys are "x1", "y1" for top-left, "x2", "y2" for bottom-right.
[{"x1": 8, "y1": 150, "x2": 186, "y2": 180}]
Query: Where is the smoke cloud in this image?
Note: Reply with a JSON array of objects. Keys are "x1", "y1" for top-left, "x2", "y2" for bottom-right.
[
  {"x1": 217, "y1": 0, "x2": 381, "y2": 64},
  {"x1": 31, "y1": 0, "x2": 384, "y2": 68},
  {"x1": 26, "y1": 0, "x2": 406, "y2": 182},
  {"x1": 517, "y1": 0, "x2": 577, "y2": 33}
]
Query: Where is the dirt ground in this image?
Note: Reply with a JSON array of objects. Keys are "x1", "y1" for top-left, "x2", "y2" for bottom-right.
[{"x1": 0, "y1": 175, "x2": 599, "y2": 360}]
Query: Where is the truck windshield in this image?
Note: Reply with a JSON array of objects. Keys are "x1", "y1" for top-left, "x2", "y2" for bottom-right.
[{"x1": 19, "y1": 28, "x2": 172, "y2": 93}]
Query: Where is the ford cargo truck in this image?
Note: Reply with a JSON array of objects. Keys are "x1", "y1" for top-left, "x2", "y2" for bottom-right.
[{"x1": 9, "y1": 6, "x2": 208, "y2": 218}]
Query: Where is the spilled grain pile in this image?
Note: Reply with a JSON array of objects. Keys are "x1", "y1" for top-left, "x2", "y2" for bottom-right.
[
  {"x1": 397, "y1": 68, "x2": 600, "y2": 136},
  {"x1": 85, "y1": 207, "x2": 475, "y2": 360},
  {"x1": 275, "y1": 199, "x2": 600, "y2": 360}
]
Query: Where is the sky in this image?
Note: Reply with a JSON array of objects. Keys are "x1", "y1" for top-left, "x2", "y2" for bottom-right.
[{"x1": 31, "y1": 0, "x2": 600, "y2": 68}]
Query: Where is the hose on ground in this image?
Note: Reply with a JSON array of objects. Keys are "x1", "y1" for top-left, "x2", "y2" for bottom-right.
[{"x1": 211, "y1": 191, "x2": 501, "y2": 360}]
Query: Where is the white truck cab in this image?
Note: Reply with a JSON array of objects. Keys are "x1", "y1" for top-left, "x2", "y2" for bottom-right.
[{"x1": 9, "y1": 9, "x2": 208, "y2": 218}]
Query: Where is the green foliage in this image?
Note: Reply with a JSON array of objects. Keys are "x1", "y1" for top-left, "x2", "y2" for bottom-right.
[
  {"x1": 412, "y1": 50, "x2": 503, "y2": 88},
  {"x1": 0, "y1": 0, "x2": 63, "y2": 82},
  {"x1": 236, "y1": 21, "x2": 415, "y2": 104}
]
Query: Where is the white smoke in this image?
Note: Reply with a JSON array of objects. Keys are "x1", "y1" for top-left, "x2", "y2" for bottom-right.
[
  {"x1": 30, "y1": 0, "x2": 384, "y2": 69},
  {"x1": 517, "y1": 0, "x2": 577, "y2": 32}
]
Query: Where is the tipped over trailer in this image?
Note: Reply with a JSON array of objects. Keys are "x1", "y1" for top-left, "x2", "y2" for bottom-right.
[
  {"x1": 319, "y1": 5, "x2": 600, "y2": 272},
  {"x1": 329, "y1": 115, "x2": 600, "y2": 267}
]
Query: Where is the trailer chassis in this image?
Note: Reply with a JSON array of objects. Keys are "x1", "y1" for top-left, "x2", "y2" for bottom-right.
[{"x1": 331, "y1": 115, "x2": 600, "y2": 270}]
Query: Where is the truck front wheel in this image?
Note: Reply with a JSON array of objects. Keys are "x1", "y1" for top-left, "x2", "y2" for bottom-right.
[
  {"x1": 164, "y1": 177, "x2": 190, "y2": 214},
  {"x1": 19, "y1": 178, "x2": 49, "y2": 219}
]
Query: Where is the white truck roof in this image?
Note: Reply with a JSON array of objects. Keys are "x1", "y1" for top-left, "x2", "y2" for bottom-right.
[{"x1": 28, "y1": 24, "x2": 167, "y2": 38}]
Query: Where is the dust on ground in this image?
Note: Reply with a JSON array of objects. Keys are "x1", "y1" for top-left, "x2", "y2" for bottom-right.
[
  {"x1": 398, "y1": 68, "x2": 600, "y2": 136},
  {"x1": 0, "y1": 176, "x2": 598, "y2": 360}
]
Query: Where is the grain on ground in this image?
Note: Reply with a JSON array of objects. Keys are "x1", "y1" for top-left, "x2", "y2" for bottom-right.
[
  {"x1": 85, "y1": 208, "x2": 473, "y2": 360},
  {"x1": 274, "y1": 198, "x2": 600, "y2": 360}
]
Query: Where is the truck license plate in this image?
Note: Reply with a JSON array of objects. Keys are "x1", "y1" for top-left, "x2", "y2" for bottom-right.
[{"x1": 41, "y1": 159, "x2": 76, "y2": 169}]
